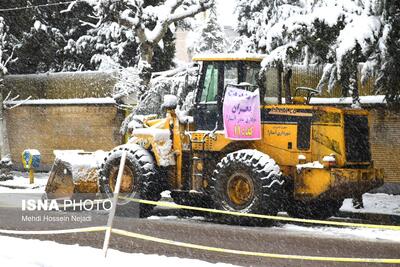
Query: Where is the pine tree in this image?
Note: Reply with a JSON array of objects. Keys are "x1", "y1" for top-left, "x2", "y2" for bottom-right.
[
  {"x1": 376, "y1": 0, "x2": 400, "y2": 107},
  {"x1": 235, "y1": 0, "x2": 390, "y2": 104},
  {"x1": 0, "y1": 1, "x2": 177, "y2": 73},
  {"x1": 0, "y1": 0, "x2": 94, "y2": 73},
  {"x1": 189, "y1": 5, "x2": 227, "y2": 54}
]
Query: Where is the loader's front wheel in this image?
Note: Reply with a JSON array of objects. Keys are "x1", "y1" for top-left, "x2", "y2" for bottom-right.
[
  {"x1": 100, "y1": 144, "x2": 162, "y2": 218},
  {"x1": 208, "y1": 150, "x2": 285, "y2": 225}
]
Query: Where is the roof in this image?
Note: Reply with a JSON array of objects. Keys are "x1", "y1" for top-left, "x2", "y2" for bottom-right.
[{"x1": 192, "y1": 53, "x2": 266, "y2": 62}]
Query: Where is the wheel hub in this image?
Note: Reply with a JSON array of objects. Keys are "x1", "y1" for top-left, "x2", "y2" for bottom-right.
[
  {"x1": 109, "y1": 165, "x2": 134, "y2": 193},
  {"x1": 226, "y1": 172, "x2": 254, "y2": 207}
]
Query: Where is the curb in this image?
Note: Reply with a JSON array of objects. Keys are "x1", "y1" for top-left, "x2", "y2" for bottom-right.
[
  {"x1": 0, "y1": 184, "x2": 41, "y2": 190},
  {"x1": 338, "y1": 211, "x2": 400, "y2": 226}
]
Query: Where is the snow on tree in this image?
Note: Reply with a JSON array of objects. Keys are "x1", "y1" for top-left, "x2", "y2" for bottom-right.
[
  {"x1": 235, "y1": 0, "x2": 397, "y2": 106},
  {"x1": 117, "y1": 0, "x2": 213, "y2": 65},
  {"x1": 0, "y1": 17, "x2": 14, "y2": 77},
  {"x1": 68, "y1": 0, "x2": 211, "y2": 96},
  {"x1": 0, "y1": 0, "x2": 94, "y2": 73},
  {"x1": 79, "y1": 0, "x2": 213, "y2": 123},
  {"x1": 188, "y1": 4, "x2": 227, "y2": 55},
  {"x1": 0, "y1": 1, "x2": 175, "y2": 73},
  {"x1": 0, "y1": 17, "x2": 16, "y2": 172},
  {"x1": 375, "y1": 0, "x2": 400, "y2": 107},
  {"x1": 120, "y1": 64, "x2": 199, "y2": 134}
]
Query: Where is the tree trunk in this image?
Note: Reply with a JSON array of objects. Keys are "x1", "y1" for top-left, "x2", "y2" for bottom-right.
[
  {"x1": 0, "y1": 82, "x2": 10, "y2": 159},
  {"x1": 284, "y1": 68, "x2": 292, "y2": 104},
  {"x1": 277, "y1": 61, "x2": 283, "y2": 104},
  {"x1": 138, "y1": 42, "x2": 155, "y2": 89},
  {"x1": 350, "y1": 66, "x2": 361, "y2": 108}
]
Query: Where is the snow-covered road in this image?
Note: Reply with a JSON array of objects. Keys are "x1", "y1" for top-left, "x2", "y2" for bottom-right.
[{"x1": 0, "y1": 235, "x2": 236, "y2": 267}]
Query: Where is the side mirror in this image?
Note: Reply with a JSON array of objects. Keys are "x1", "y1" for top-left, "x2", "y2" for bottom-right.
[{"x1": 162, "y1": 95, "x2": 178, "y2": 110}]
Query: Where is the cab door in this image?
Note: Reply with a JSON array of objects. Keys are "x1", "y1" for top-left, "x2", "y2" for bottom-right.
[{"x1": 193, "y1": 62, "x2": 224, "y2": 131}]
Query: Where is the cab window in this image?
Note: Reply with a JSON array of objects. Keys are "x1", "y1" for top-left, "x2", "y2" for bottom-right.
[
  {"x1": 224, "y1": 62, "x2": 239, "y2": 89},
  {"x1": 200, "y1": 64, "x2": 219, "y2": 102},
  {"x1": 243, "y1": 62, "x2": 261, "y2": 86}
]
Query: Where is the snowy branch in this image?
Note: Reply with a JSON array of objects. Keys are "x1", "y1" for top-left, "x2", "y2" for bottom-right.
[{"x1": 121, "y1": 0, "x2": 213, "y2": 45}]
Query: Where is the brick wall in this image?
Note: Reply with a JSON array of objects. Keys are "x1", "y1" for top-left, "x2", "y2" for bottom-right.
[
  {"x1": 5, "y1": 104, "x2": 124, "y2": 171},
  {"x1": 369, "y1": 108, "x2": 400, "y2": 184}
]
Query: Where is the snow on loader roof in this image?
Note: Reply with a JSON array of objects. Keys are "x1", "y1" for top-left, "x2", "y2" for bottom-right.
[{"x1": 192, "y1": 53, "x2": 266, "y2": 62}]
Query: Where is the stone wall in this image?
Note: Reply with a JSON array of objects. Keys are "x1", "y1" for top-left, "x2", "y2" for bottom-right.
[
  {"x1": 369, "y1": 108, "x2": 400, "y2": 186},
  {"x1": 2, "y1": 71, "x2": 123, "y2": 171},
  {"x1": 5, "y1": 104, "x2": 124, "y2": 171}
]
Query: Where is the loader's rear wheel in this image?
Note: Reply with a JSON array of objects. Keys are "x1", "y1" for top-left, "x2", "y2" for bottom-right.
[
  {"x1": 208, "y1": 150, "x2": 285, "y2": 226},
  {"x1": 100, "y1": 144, "x2": 163, "y2": 218},
  {"x1": 286, "y1": 199, "x2": 343, "y2": 220}
]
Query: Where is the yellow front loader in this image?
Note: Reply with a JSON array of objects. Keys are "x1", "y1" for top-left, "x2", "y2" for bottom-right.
[{"x1": 47, "y1": 54, "x2": 384, "y2": 222}]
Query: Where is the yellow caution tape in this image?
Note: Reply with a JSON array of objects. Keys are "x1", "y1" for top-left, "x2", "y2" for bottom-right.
[
  {"x1": 0, "y1": 224, "x2": 399, "y2": 264},
  {"x1": 119, "y1": 196, "x2": 400, "y2": 231},
  {"x1": 0, "y1": 226, "x2": 107, "y2": 235},
  {"x1": 111, "y1": 228, "x2": 400, "y2": 264}
]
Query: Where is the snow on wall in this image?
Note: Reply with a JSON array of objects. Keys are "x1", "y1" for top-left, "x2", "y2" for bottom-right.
[
  {"x1": 4, "y1": 98, "x2": 116, "y2": 106},
  {"x1": 310, "y1": 95, "x2": 386, "y2": 105}
]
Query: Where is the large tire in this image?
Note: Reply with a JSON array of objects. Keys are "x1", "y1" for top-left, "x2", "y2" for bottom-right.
[
  {"x1": 208, "y1": 149, "x2": 285, "y2": 225},
  {"x1": 286, "y1": 199, "x2": 343, "y2": 220},
  {"x1": 99, "y1": 144, "x2": 163, "y2": 218}
]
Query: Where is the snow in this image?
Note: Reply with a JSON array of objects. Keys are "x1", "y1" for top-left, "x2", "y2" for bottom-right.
[
  {"x1": 161, "y1": 190, "x2": 171, "y2": 198},
  {"x1": 281, "y1": 223, "x2": 400, "y2": 243},
  {"x1": 336, "y1": 14, "x2": 382, "y2": 72},
  {"x1": 216, "y1": 0, "x2": 236, "y2": 27},
  {"x1": 310, "y1": 95, "x2": 386, "y2": 105},
  {"x1": 193, "y1": 53, "x2": 266, "y2": 61},
  {"x1": 4, "y1": 98, "x2": 116, "y2": 106},
  {"x1": 23, "y1": 149, "x2": 40, "y2": 156},
  {"x1": 187, "y1": 6, "x2": 228, "y2": 55},
  {"x1": 341, "y1": 193, "x2": 400, "y2": 216},
  {"x1": 296, "y1": 161, "x2": 324, "y2": 171},
  {"x1": 154, "y1": 139, "x2": 176, "y2": 167},
  {"x1": 322, "y1": 155, "x2": 336, "y2": 162},
  {"x1": 298, "y1": 155, "x2": 306, "y2": 161},
  {"x1": 0, "y1": 171, "x2": 48, "y2": 193},
  {"x1": 131, "y1": 128, "x2": 171, "y2": 143},
  {"x1": 176, "y1": 109, "x2": 194, "y2": 124},
  {"x1": 162, "y1": 94, "x2": 178, "y2": 108},
  {"x1": 237, "y1": 0, "x2": 390, "y2": 100},
  {"x1": 53, "y1": 150, "x2": 107, "y2": 182},
  {"x1": 34, "y1": 20, "x2": 47, "y2": 32},
  {"x1": 127, "y1": 119, "x2": 144, "y2": 131},
  {"x1": 0, "y1": 236, "x2": 236, "y2": 267}
]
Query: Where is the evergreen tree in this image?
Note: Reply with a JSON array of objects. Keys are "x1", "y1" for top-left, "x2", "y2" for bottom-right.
[
  {"x1": 0, "y1": 1, "x2": 177, "y2": 73},
  {"x1": 0, "y1": 0, "x2": 93, "y2": 73},
  {"x1": 376, "y1": 0, "x2": 400, "y2": 107},
  {"x1": 188, "y1": 5, "x2": 227, "y2": 54},
  {"x1": 67, "y1": 0, "x2": 178, "y2": 72},
  {"x1": 235, "y1": 0, "x2": 392, "y2": 105},
  {"x1": 0, "y1": 16, "x2": 16, "y2": 76}
]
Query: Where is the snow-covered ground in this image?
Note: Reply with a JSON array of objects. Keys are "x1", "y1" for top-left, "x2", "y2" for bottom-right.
[
  {"x1": 0, "y1": 235, "x2": 236, "y2": 267},
  {"x1": 341, "y1": 193, "x2": 400, "y2": 215},
  {"x1": 280, "y1": 223, "x2": 400, "y2": 243},
  {"x1": 0, "y1": 171, "x2": 48, "y2": 193}
]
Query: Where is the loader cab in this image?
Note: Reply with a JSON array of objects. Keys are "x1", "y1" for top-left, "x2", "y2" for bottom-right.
[{"x1": 192, "y1": 54, "x2": 265, "y2": 131}]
